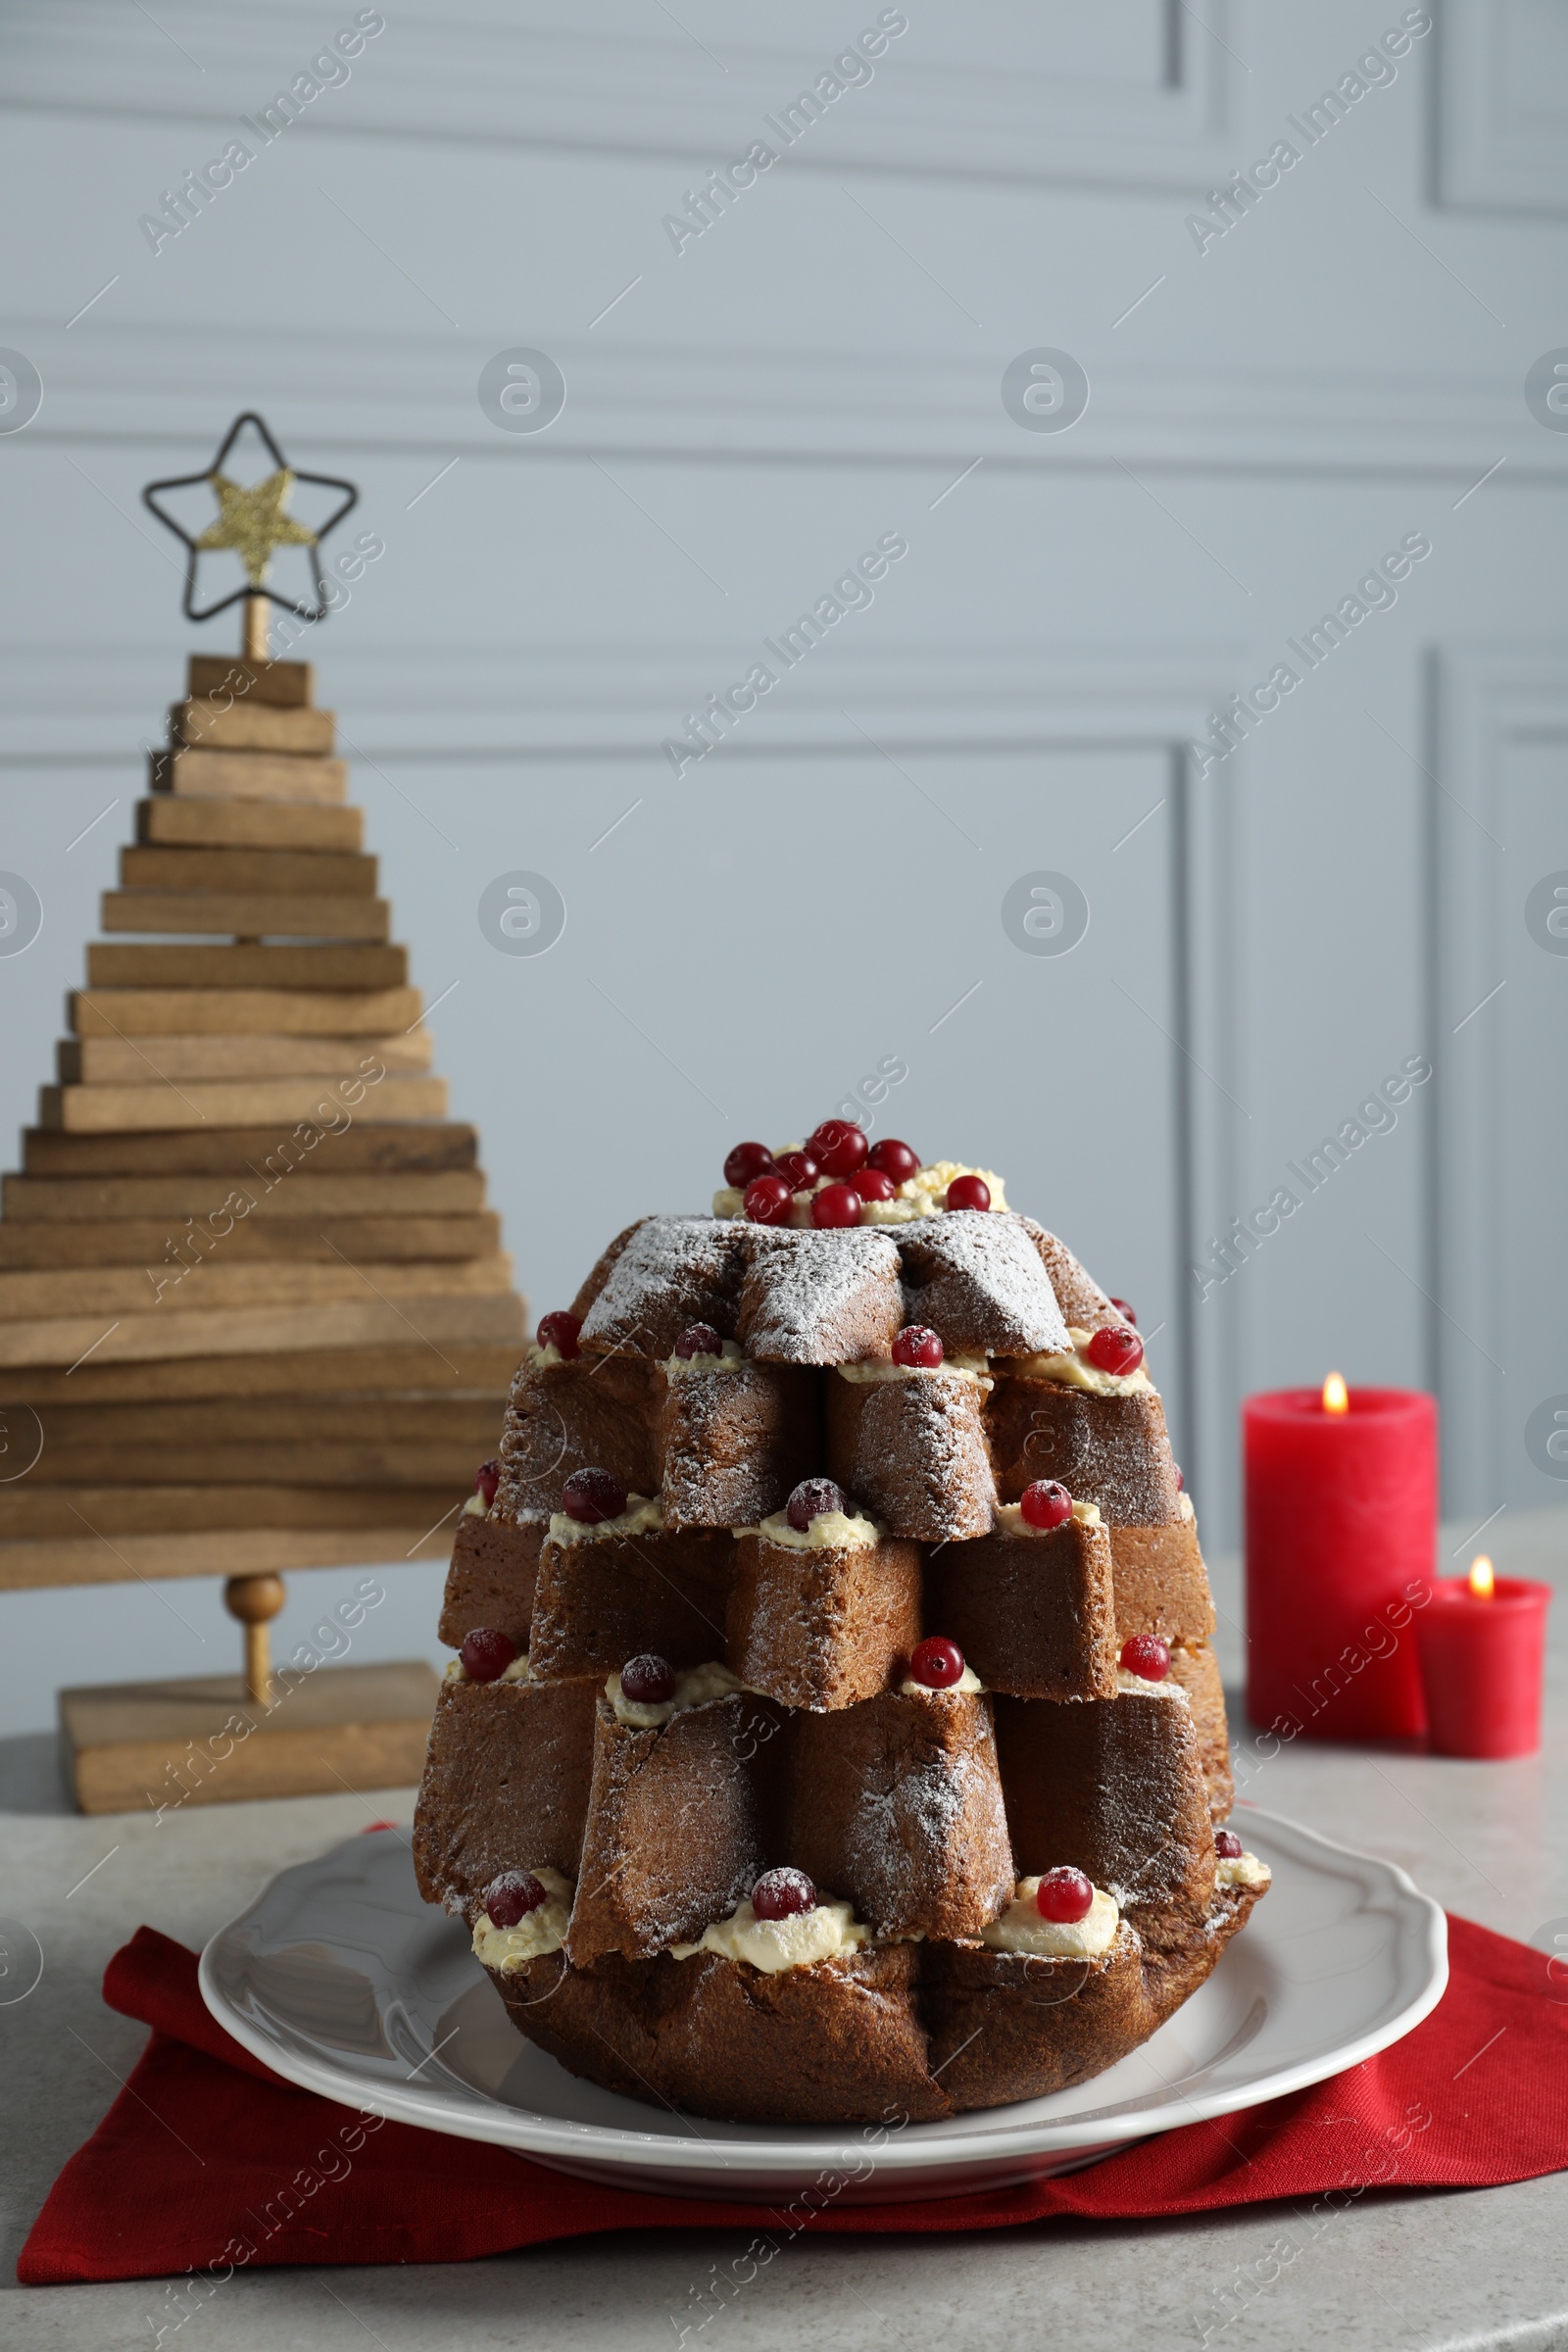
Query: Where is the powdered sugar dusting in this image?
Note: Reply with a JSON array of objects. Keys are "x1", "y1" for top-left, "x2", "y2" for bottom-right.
[
  {"x1": 899, "y1": 1215, "x2": 1071, "y2": 1356},
  {"x1": 579, "y1": 1217, "x2": 747, "y2": 1356},
  {"x1": 1016, "y1": 1219, "x2": 1120, "y2": 1331},
  {"x1": 739, "y1": 1227, "x2": 904, "y2": 1364}
]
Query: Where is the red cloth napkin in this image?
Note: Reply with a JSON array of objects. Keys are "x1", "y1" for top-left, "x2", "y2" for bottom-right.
[{"x1": 20, "y1": 1912, "x2": 1568, "y2": 2284}]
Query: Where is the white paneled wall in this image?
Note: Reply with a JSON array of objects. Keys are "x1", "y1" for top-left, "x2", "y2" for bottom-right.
[{"x1": 0, "y1": 1, "x2": 1564, "y2": 1727}]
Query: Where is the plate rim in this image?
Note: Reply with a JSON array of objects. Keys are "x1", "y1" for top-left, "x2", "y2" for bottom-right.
[{"x1": 198, "y1": 1803, "x2": 1448, "y2": 2180}]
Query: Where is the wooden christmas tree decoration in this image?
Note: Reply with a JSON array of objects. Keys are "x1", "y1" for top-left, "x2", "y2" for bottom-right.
[{"x1": 7, "y1": 415, "x2": 527, "y2": 1812}]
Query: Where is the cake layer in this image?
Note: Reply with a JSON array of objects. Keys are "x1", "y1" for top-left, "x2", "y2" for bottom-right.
[
  {"x1": 987, "y1": 1379, "x2": 1183, "y2": 1525},
  {"x1": 930, "y1": 1514, "x2": 1119, "y2": 1701},
  {"x1": 825, "y1": 1367, "x2": 995, "y2": 1542},
  {"x1": 413, "y1": 1674, "x2": 599, "y2": 1908},
  {"x1": 528, "y1": 1524, "x2": 735, "y2": 1678},
  {"x1": 438, "y1": 1513, "x2": 544, "y2": 1649},
  {"x1": 727, "y1": 1525, "x2": 922, "y2": 1710},
  {"x1": 660, "y1": 1357, "x2": 818, "y2": 1531}
]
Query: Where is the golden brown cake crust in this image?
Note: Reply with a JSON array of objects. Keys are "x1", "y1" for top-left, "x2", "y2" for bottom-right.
[
  {"x1": 826, "y1": 1371, "x2": 996, "y2": 1541},
  {"x1": 496, "y1": 1352, "x2": 661, "y2": 1523},
  {"x1": 412, "y1": 1674, "x2": 598, "y2": 1909},
  {"x1": 737, "y1": 1227, "x2": 905, "y2": 1364},
  {"x1": 437, "y1": 1511, "x2": 544, "y2": 1650},
  {"x1": 566, "y1": 1693, "x2": 777, "y2": 1965},
  {"x1": 660, "y1": 1359, "x2": 820, "y2": 1530},
  {"x1": 528, "y1": 1524, "x2": 735, "y2": 1678},
  {"x1": 1108, "y1": 1518, "x2": 1217, "y2": 1643},
  {"x1": 988, "y1": 1379, "x2": 1183, "y2": 1525},
  {"x1": 727, "y1": 1529, "x2": 922, "y2": 1710},
  {"x1": 785, "y1": 1689, "x2": 1015, "y2": 1939},
  {"x1": 930, "y1": 1517, "x2": 1119, "y2": 1700}
]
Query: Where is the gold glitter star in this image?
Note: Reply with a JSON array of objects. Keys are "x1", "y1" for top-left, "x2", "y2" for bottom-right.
[{"x1": 196, "y1": 468, "x2": 318, "y2": 588}]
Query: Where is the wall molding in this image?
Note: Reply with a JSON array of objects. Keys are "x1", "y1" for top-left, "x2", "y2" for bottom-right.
[
  {"x1": 1429, "y1": 644, "x2": 1568, "y2": 1514},
  {"x1": 13, "y1": 319, "x2": 1568, "y2": 485},
  {"x1": 1436, "y1": 0, "x2": 1568, "y2": 213},
  {"x1": 4, "y1": 0, "x2": 1238, "y2": 194}
]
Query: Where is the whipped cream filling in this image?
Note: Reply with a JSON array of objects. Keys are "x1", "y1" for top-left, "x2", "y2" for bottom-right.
[
  {"x1": 461, "y1": 1491, "x2": 489, "y2": 1520},
  {"x1": 1116, "y1": 1666, "x2": 1186, "y2": 1697},
  {"x1": 671, "y1": 1895, "x2": 868, "y2": 1973},
  {"x1": 1179, "y1": 1491, "x2": 1196, "y2": 1523},
  {"x1": 755, "y1": 1505, "x2": 880, "y2": 1552},
  {"x1": 1217, "y1": 1850, "x2": 1271, "y2": 1890},
  {"x1": 712, "y1": 1158, "x2": 1008, "y2": 1224},
  {"x1": 548, "y1": 1494, "x2": 662, "y2": 1546},
  {"x1": 983, "y1": 1881, "x2": 1120, "y2": 1959},
  {"x1": 899, "y1": 1664, "x2": 985, "y2": 1696},
  {"x1": 1005, "y1": 1327, "x2": 1153, "y2": 1396},
  {"x1": 836, "y1": 1355, "x2": 991, "y2": 1388},
  {"x1": 472, "y1": 1867, "x2": 573, "y2": 1970},
  {"x1": 993, "y1": 1496, "x2": 1102, "y2": 1538},
  {"x1": 445, "y1": 1648, "x2": 530, "y2": 1686},
  {"x1": 607, "y1": 1659, "x2": 743, "y2": 1728},
  {"x1": 663, "y1": 1339, "x2": 748, "y2": 1379},
  {"x1": 527, "y1": 1340, "x2": 567, "y2": 1370}
]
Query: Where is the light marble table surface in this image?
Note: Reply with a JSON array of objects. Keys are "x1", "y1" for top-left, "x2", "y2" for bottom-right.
[{"x1": 3, "y1": 1510, "x2": 1565, "y2": 2352}]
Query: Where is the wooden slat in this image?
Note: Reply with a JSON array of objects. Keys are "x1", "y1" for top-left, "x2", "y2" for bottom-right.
[
  {"x1": 137, "y1": 798, "x2": 362, "y2": 852},
  {"x1": 0, "y1": 1291, "x2": 525, "y2": 1367},
  {"x1": 187, "y1": 655, "x2": 312, "y2": 707},
  {"x1": 22, "y1": 1121, "x2": 475, "y2": 1179},
  {"x1": 25, "y1": 1393, "x2": 500, "y2": 1447},
  {"x1": 4, "y1": 1170, "x2": 485, "y2": 1221},
  {"x1": 0, "y1": 1483, "x2": 463, "y2": 1538},
  {"x1": 63, "y1": 1662, "x2": 440, "y2": 1813},
  {"x1": 100, "y1": 889, "x2": 390, "y2": 941},
  {"x1": 57, "y1": 1031, "x2": 431, "y2": 1085},
  {"x1": 151, "y1": 748, "x2": 347, "y2": 803},
  {"x1": 71, "y1": 986, "x2": 420, "y2": 1038},
  {"x1": 0, "y1": 1253, "x2": 514, "y2": 1320},
  {"x1": 11, "y1": 1526, "x2": 448, "y2": 1596},
  {"x1": 38, "y1": 1073, "x2": 446, "y2": 1134},
  {"x1": 170, "y1": 699, "x2": 334, "y2": 754},
  {"x1": 28, "y1": 1442, "x2": 485, "y2": 1488},
  {"x1": 0, "y1": 1343, "x2": 517, "y2": 1405},
  {"x1": 119, "y1": 847, "x2": 377, "y2": 897},
  {"x1": 0, "y1": 1212, "x2": 500, "y2": 1269},
  {"x1": 87, "y1": 943, "x2": 407, "y2": 990}
]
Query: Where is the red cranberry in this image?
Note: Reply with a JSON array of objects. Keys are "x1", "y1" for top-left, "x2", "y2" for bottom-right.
[
  {"x1": 1035, "y1": 1866, "x2": 1095, "y2": 1924},
  {"x1": 1120, "y1": 1633, "x2": 1170, "y2": 1682},
  {"x1": 868, "y1": 1138, "x2": 919, "y2": 1183},
  {"x1": 892, "y1": 1324, "x2": 944, "y2": 1369},
  {"x1": 561, "y1": 1466, "x2": 626, "y2": 1524},
  {"x1": 810, "y1": 1181, "x2": 863, "y2": 1229},
  {"x1": 752, "y1": 1866, "x2": 816, "y2": 1921},
  {"x1": 773, "y1": 1150, "x2": 819, "y2": 1193},
  {"x1": 1019, "y1": 1479, "x2": 1072, "y2": 1531},
  {"x1": 853, "y1": 1167, "x2": 897, "y2": 1202},
  {"x1": 945, "y1": 1174, "x2": 991, "y2": 1213},
  {"x1": 808, "y1": 1120, "x2": 869, "y2": 1179},
  {"x1": 724, "y1": 1141, "x2": 775, "y2": 1190},
  {"x1": 744, "y1": 1173, "x2": 794, "y2": 1225},
  {"x1": 472, "y1": 1457, "x2": 500, "y2": 1507},
  {"x1": 673, "y1": 1322, "x2": 723, "y2": 1359},
  {"x1": 909, "y1": 1635, "x2": 964, "y2": 1690},
  {"x1": 1215, "y1": 1829, "x2": 1244, "y2": 1860},
  {"x1": 1085, "y1": 1325, "x2": 1144, "y2": 1377},
  {"x1": 786, "y1": 1478, "x2": 846, "y2": 1532},
  {"x1": 619, "y1": 1653, "x2": 677, "y2": 1703},
  {"x1": 486, "y1": 1869, "x2": 547, "y2": 1928},
  {"x1": 461, "y1": 1627, "x2": 516, "y2": 1683},
  {"x1": 1174, "y1": 1465, "x2": 1185, "y2": 1491},
  {"x1": 536, "y1": 1310, "x2": 581, "y2": 1359}
]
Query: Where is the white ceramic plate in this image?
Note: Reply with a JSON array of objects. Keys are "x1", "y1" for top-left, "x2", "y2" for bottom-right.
[{"x1": 200, "y1": 1807, "x2": 1446, "y2": 2203}]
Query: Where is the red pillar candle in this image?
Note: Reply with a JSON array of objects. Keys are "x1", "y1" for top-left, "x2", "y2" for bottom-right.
[
  {"x1": 1244, "y1": 1380, "x2": 1436, "y2": 1740},
  {"x1": 1413, "y1": 1557, "x2": 1552, "y2": 1758}
]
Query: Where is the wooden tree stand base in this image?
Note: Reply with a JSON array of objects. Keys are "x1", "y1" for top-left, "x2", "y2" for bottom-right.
[{"x1": 59, "y1": 1656, "x2": 440, "y2": 1815}]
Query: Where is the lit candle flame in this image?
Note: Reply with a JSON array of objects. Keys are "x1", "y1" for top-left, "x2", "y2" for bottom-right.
[
  {"x1": 1468, "y1": 1554, "x2": 1495, "y2": 1600},
  {"x1": 1322, "y1": 1371, "x2": 1348, "y2": 1415}
]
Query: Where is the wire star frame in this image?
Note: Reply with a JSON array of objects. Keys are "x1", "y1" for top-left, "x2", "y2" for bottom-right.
[{"x1": 143, "y1": 412, "x2": 359, "y2": 629}]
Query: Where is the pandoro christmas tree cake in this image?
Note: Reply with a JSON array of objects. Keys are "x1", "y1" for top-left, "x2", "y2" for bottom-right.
[{"x1": 414, "y1": 1122, "x2": 1269, "y2": 2123}]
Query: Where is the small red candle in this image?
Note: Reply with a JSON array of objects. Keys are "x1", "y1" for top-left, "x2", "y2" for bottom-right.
[
  {"x1": 1245, "y1": 1377, "x2": 1436, "y2": 1741},
  {"x1": 1413, "y1": 1556, "x2": 1552, "y2": 1758}
]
